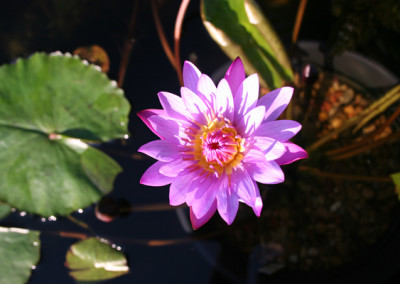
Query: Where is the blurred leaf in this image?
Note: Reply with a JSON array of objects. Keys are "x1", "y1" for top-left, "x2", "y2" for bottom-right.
[
  {"x1": 391, "y1": 172, "x2": 400, "y2": 201},
  {"x1": 0, "y1": 202, "x2": 11, "y2": 219},
  {"x1": 66, "y1": 237, "x2": 129, "y2": 281},
  {"x1": 201, "y1": 0, "x2": 293, "y2": 90},
  {"x1": 0, "y1": 52, "x2": 130, "y2": 216},
  {"x1": 0, "y1": 227, "x2": 40, "y2": 284}
]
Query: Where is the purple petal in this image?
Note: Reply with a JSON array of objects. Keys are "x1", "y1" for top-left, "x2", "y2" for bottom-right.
[
  {"x1": 253, "y1": 136, "x2": 286, "y2": 161},
  {"x1": 224, "y1": 57, "x2": 246, "y2": 96},
  {"x1": 181, "y1": 86, "x2": 212, "y2": 125},
  {"x1": 169, "y1": 173, "x2": 196, "y2": 206},
  {"x1": 233, "y1": 74, "x2": 259, "y2": 124},
  {"x1": 246, "y1": 159, "x2": 285, "y2": 184},
  {"x1": 217, "y1": 186, "x2": 239, "y2": 225},
  {"x1": 140, "y1": 161, "x2": 174, "y2": 186},
  {"x1": 258, "y1": 87, "x2": 294, "y2": 122},
  {"x1": 190, "y1": 200, "x2": 217, "y2": 230},
  {"x1": 275, "y1": 142, "x2": 308, "y2": 165},
  {"x1": 252, "y1": 180, "x2": 263, "y2": 216},
  {"x1": 186, "y1": 175, "x2": 214, "y2": 206},
  {"x1": 215, "y1": 78, "x2": 234, "y2": 121},
  {"x1": 197, "y1": 74, "x2": 217, "y2": 108},
  {"x1": 159, "y1": 159, "x2": 194, "y2": 177},
  {"x1": 183, "y1": 61, "x2": 202, "y2": 92},
  {"x1": 138, "y1": 140, "x2": 179, "y2": 162},
  {"x1": 147, "y1": 115, "x2": 189, "y2": 141},
  {"x1": 158, "y1": 91, "x2": 192, "y2": 121},
  {"x1": 191, "y1": 179, "x2": 219, "y2": 220},
  {"x1": 236, "y1": 105, "x2": 265, "y2": 137},
  {"x1": 137, "y1": 109, "x2": 166, "y2": 138},
  {"x1": 254, "y1": 120, "x2": 302, "y2": 141},
  {"x1": 243, "y1": 148, "x2": 267, "y2": 164},
  {"x1": 231, "y1": 168, "x2": 257, "y2": 209}
]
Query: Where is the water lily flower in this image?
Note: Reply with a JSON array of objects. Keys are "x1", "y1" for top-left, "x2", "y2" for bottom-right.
[{"x1": 138, "y1": 58, "x2": 307, "y2": 229}]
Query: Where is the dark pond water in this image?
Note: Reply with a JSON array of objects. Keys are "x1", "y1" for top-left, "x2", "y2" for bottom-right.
[{"x1": 1, "y1": 1, "x2": 400, "y2": 283}]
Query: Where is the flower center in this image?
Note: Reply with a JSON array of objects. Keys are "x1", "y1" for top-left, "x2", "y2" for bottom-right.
[
  {"x1": 201, "y1": 128, "x2": 238, "y2": 166},
  {"x1": 186, "y1": 117, "x2": 245, "y2": 176}
]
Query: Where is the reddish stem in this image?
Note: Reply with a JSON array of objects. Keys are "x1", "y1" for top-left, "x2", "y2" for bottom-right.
[
  {"x1": 117, "y1": 0, "x2": 139, "y2": 88},
  {"x1": 151, "y1": 0, "x2": 176, "y2": 70},
  {"x1": 292, "y1": 0, "x2": 308, "y2": 44},
  {"x1": 174, "y1": 0, "x2": 191, "y2": 86}
]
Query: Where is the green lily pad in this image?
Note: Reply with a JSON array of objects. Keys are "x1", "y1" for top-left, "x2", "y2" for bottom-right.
[
  {"x1": 66, "y1": 237, "x2": 129, "y2": 281},
  {"x1": 0, "y1": 226, "x2": 40, "y2": 284},
  {"x1": 201, "y1": 0, "x2": 293, "y2": 90},
  {"x1": 0, "y1": 52, "x2": 130, "y2": 216},
  {"x1": 0, "y1": 202, "x2": 11, "y2": 219}
]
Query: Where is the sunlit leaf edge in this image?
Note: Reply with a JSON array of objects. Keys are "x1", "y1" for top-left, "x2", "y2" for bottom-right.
[{"x1": 65, "y1": 237, "x2": 129, "y2": 281}]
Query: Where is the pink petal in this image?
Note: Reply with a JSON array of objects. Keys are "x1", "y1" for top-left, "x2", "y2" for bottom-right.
[
  {"x1": 169, "y1": 173, "x2": 196, "y2": 206},
  {"x1": 254, "y1": 120, "x2": 302, "y2": 141},
  {"x1": 138, "y1": 140, "x2": 179, "y2": 162},
  {"x1": 137, "y1": 109, "x2": 166, "y2": 138},
  {"x1": 231, "y1": 168, "x2": 257, "y2": 209},
  {"x1": 215, "y1": 78, "x2": 234, "y2": 121},
  {"x1": 233, "y1": 74, "x2": 259, "y2": 124},
  {"x1": 197, "y1": 74, "x2": 217, "y2": 108},
  {"x1": 140, "y1": 161, "x2": 174, "y2": 186},
  {"x1": 253, "y1": 136, "x2": 286, "y2": 161},
  {"x1": 191, "y1": 180, "x2": 218, "y2": 220},
  {"x1": 224, "y1": 57, "x2": 246, "y2": 96},
  {"x1": 190, "y1": 200, "x2": 217, "y2": 230},
  {"x1": 217, "y1": 186, "x2": 239, "y2": 225},
  {"x1": 147, "y1": 115, "x2": 189, "y2": 141},
  {"x1": 183, "y1": 61, "x2": 202, "y2": 91},
  {"x1": 186, "y1": 175, "x2": 214, "y2": 206},
  {"x1": 158, "y1": 91, "x2": 192, "y2": 121},
  {"x1": 181, "y1": 86, "x2": 212, "y2": 125},
  {"x1": 252, "y1": 180, "x2": 263, "y2": 216},
  {"x1": 246, "y1": 160, "x2": 285, "y2": 184},
  {"x1": 275, "y1": 142, "x2": 308, "y2": 165},
  {"x1": 159, "y1": 159, "x2": 194, "y2": 177},
  {"x1": 258, "y1": 87, "x2": 294, "y2": 122},
  {"x1": 243, "y1": 148, "x2": 267, "y2": 164},
  {"x1": 236, "y1": 105, "x2": 265, "y2": 137}
]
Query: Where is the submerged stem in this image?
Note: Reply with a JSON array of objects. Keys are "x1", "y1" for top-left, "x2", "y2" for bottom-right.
[
  {"x1": 329, "y1": 131, "x2": 400, "y2": 160},
  {"x1": 299, "y1": 166, "x2": 392, "y2": 182},
  {"x1": 327, "y1": 103, "x2": 400, "y2": 156},
  {"x1": 307, "y1": 84, "x2": 400, "y2": 152}
]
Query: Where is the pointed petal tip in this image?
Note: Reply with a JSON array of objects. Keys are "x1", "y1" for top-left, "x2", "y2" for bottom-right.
[
  {"x1": 225, "y1": 57, "x2": 244, "y2": 78},
  {"x1": 225, "y1": 57, "x2": 246, "y2": 96},
  {"x1": 253, "y1": 196, "x2": 263, "y2": 217},
  {"x1": 275, "y1": 142, "x2": 308, "y2": 165},
  {"x1": 183, "y1": 61, "x2": 202, "y2": 91},
  {"x1": 189, "y1": 201, "x2": 217, "y2": 229},
  {"x1": 232, "y1": 56, "x2": 243, "y2": 66},
  {"x1": 140, "y1": 161, "x2": 174, "y2": 186}
]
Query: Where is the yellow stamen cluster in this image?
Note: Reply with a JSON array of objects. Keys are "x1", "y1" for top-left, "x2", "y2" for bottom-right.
[{"x1": 189, "y1": 117, "x2": 245, "y2": 177}]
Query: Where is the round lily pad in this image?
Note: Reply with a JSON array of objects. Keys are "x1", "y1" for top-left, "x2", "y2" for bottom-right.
[
  {"x1": 0, "y1": 226, "x2": 40, "y2": 284},
  {"x1": 0, "y1": 52, "x2": 130, "y2": 216},
  {"x1": 66, "y1": 237, "x2": 129, "y2": 281}
]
